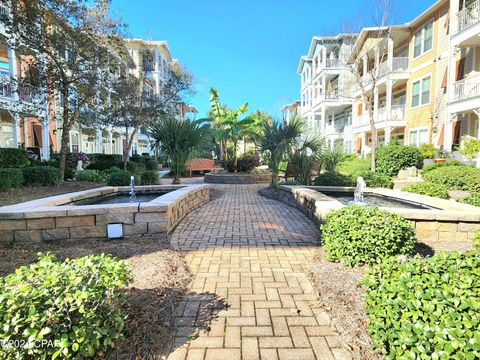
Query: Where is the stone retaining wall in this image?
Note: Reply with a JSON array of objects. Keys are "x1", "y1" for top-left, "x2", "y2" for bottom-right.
[
  {"x1": 205, "y1": 172, "x2": 271, "y2": 184},
  {"x1": 0, "y1": 184, "x2": 210, "y2": 246},
  {"x1": 269, "y1": 186, "x2": 480, "y2": 242}
]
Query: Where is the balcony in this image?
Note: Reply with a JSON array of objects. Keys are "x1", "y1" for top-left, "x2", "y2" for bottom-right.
[
  {"x1": 0, "y1": 82, "x2": 12, "y2": 98},
  {"x1": 453, "y1": 0, "x2": 480, "y2": 47},
  {"x1": 326, "y1": 58, "x2": 340, "y2": 69},
  {"x1": 377, "y1": 105, "x2": 406, "y2": 122},
  {"x1": 449, "y1": 75, "x2": 480, "y2": 114}
]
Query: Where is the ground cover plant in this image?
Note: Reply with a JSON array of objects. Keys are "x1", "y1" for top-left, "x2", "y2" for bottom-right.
[
  {"x1": 402, "y1": 182, "x2": 450, "y2": 199},
  {"x1": 363, "y1": 251, "x2": 480, "y2": 359},
  {"x1": 422, "y1": 166, "x2": 480, "y2": 192}
]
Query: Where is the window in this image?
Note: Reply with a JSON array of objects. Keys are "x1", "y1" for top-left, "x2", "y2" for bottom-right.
[
  {"x1": 411, "y1": 76, "x2": 431, "y2": 107},
  {"x1": 413, "y1": 20, "x2": 434, "y2": 58},
  {"x1": 409, "y1": 128, "x2": 429, "y2": 147}
]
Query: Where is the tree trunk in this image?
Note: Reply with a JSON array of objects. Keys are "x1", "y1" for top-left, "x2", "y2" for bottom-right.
[
  {"x1": 233, "y1": 140, "x2": 238, "y2": 172},
  {"x1": 58, "y1": 88, "x2": 71, "y2": 183},
  {"x1": 243, "y1": 136, "x2": 247, "y2": 153},
  {"x1": 368, "y1": 104, "x2": 377, "y2": 172},
  {"x1": 123, "y1": 127, "x2": 138, "y2": 170}
]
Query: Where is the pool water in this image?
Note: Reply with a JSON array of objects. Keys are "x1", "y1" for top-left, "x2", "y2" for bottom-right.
[
  {"x1": 69, "y1": 191, "x2": 171, "y2": 205},
  {"x1": 321, "y1": 192, "x2": 436, "y2": 210}
]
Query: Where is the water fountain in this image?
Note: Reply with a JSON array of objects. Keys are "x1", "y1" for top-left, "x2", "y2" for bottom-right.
[
  {"x1": 129, "y1": 176, "x2": 136, "y2": 202},
  {"x1": 353, "y1": 176, "x2": 367, "y2": 205}
]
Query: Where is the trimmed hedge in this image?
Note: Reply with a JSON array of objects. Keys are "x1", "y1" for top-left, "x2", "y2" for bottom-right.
[
  {"x1": 75, "y1": 170, "x2": 104, "y2": 182},
  {"x1": 351, "y1": 170, "x2": 393, "y2": 189},
  {"x1": 0, "y1": 253, "x2": 131, "y2": 359},
  {"x1": 313, "y1": 172, "x2": 356, "y2": 187},
  {"x1": 140, "y1": 170, "x2": 160, "y2": 185},
  {"x1": 23, "y1": 166, "x2": 59, "y2": 186},
  {"x1": 421, "y1": 160, "x2": 464, "y2": 174},
  {"x1": 376, "y1": 143, "x2": 422, "y2": 177},
  {"x1": 363, "y1": 252, "x2": 480, "y2": 359},
  {"x1": 0, "y1": 168, "x2": 24, "y2": 191},
  {"x1": 0, "y1": 148, "x2": 30, "y2": 168},
  {"x1": 126, "y1": 161, "x2": 146, "y2": 174},
  {"x1": 422, "y1": 166, "x2": 480, "y2": 192},
  {"x1": 107, "y1": 170, "x2": 139, "y2": 186},
  {"x1": 402, "y1": 182, "x2": 450, "y2": 199},
  {"x1": 320, "y1": 205, "x2": 416, "y2": 266}
]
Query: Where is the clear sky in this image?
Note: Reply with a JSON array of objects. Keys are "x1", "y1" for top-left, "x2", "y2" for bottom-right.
[{"x1": 112, "y1": 0, "x2": 435, "y2": 118}]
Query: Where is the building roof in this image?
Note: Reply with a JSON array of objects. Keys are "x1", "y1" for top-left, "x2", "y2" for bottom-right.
[{"x1": 124, "y1": 38, "x2": 177, "y2": 64}]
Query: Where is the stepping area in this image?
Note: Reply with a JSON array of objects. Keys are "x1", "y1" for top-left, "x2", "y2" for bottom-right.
[{"x1": 168, "y1": 184, "x2": 350, "y2": 360}]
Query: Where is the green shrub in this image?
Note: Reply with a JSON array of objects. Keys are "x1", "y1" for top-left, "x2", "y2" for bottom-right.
[
  {"x1": 75, "y1": 170, "x2": 105, "y2": 182},
  {"x1": 421, "y1": 160, "x2": 464, "y2": 174},
  {"x1": 473, "y1": 231, "x2": 480, "y2": 250},
  {"x1": 422, "y1": 166, "x2": 480, "y2": 192},
  {"x1": 0, "y1": 148, "x2": 30, "y2": 168},
  {"x1": 0, "y1": 253, "x2": 131, "y2": 359},
  {"x1": 402, "y1": 182, "x2": 450, "y2": 199},
  {"x1": 87, "y1": 159, "x2": 121, "y2": 171},
  {"x1": 107, "y1": 170, "x2": 139, "y2": 186},
  {"x1": 223, "y1": 152, "x2": 260, "y2": 172},
  {"x1": 320, "y1": 205, "x2": 416, "y2": 266},
  {"x1": 126, "y1": 161, "x2": 146, "y2": 174},
  {"x1": 37, "y1": 159, "x2": 75, "y2": 180},
  {"x1": 0, "y1": 168, "x2": 24, "y2": 191},
  {"x1": 86, "y1": 153, "x2": 122, "y2": 164},
  {"x1": 313, "y1": 172, "x2": 355, "y2": 187},
  {"x1": 376, "y1": 143, "x2": 422, "y2": 176},
  {"x1": 140, "y1": 170, "x2": 160, "y2": 185},
  {"x1": 23, "y1": 166, "x2": 59, "y2": 186},
  {"x1": 459, "y1": 193, "x2": 480, "y2": 207},
  {"x1": 460, "y1": 136, "x2": 480, "y2": 159},
  {"x1": 145, "y1": 159, "x2": 159, "y2": 171},
  {"x1": 319, "y1": 148, "x2": 348, "y2": 173},
  {"x1": 363, "y1": 251, "x2": 480, "y2": 359},
  {"x1": 351, "y1": 170, "x2": 393, "y2": 189},
  {"x1": 419, "y1": 143, "x2": 435, "y2": 159},
  {"x1": 130, "y1": 154, "x2": 149, "y2": 164}
]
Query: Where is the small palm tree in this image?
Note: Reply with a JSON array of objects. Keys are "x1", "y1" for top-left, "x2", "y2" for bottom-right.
[
  {"x1": 149, "y1": 115, "x2": 207, "y2": 184},
  {"x1": 259, "y1": 115, "x2": 304, "y2": 187},
  {"x1": 290, "y1": 136, "x2": 323, "y2": 185},
  {"x1": 319, "y1": 147, "x2": 348, "y2": 173}
]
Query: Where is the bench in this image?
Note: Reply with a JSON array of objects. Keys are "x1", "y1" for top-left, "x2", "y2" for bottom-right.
[{"x1": 186, "y1": 158, "x2": 221, "y2": 177}]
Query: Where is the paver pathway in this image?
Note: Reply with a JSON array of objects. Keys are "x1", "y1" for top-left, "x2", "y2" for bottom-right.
[{"x1": 168, "y1": 185, "x2": 350, "y2": 360}]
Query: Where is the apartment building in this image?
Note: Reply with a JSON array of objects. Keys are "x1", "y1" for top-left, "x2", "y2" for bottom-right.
[
  {"x1": 0, "y1": 2, "x2": 51, "y2": 159},
  {"x1": 349, "y1": 25, "x2": 411, "y2": 155},
  {"x1": 282, "y1": 101, "x2": 300, "y2": 124},
  {"x1": 298, "y1": 34, "x2": 357, "y2": 151},
  {"x1": 446, "y1": 0, "x2": 480, "y2": 151},
  {"x1": 294, "y1": 0, "x2": 480, "y2": 157}
]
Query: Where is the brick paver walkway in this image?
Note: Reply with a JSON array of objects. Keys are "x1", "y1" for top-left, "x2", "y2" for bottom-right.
[{"x1": 168, "y1": 185, "x2": 350, "y2": 360}]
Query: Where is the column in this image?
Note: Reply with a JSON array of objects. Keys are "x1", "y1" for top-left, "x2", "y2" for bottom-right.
[
  {"x1": 8, "y1": 46, "x2": 18, "y2": 101},
  {"x1": 108, "y1": 130, "x2": 113, "y2": 154},
  {"x1": 322, "y1": 47, "x2": 327, "y2": 68},
  {"x1": 321, "y1": 105, "x2": 326, "y2": 134},
  {"x1": 78, "y1": 129, "x2": 83, "y2": 152},
  {"x1": 96, "y1": 128, "x2": 102, "y2": 153},
  {"x1": 362, "y1": 54, "x2": 368, "y2": 80},
  {"x1": 373, "y1": 86, "x2": 379, "y2": 124},
  {"x1": 154, "y1": 49, "x2": 161, "y2": 95},
  {"x1": 387, "y1": 36, "x2": 394, "y2": 73},
  {"x1": 41, "y1": 114, "x2": 50, "y2": 160},
  {"x1": 11, "y1": 115, "x2": 19, "y2": 148},
  {"x1": 386, "y1": 79, "x2": 393, "y2": 124},
  {"x1": 385, "y1": 127, "x2": 392, "y2": 145},
  {"x1": 321, "y1": 75, "x2": 326, "y2": 99},
  {"x1": 23, "y1": 118, "x2": 28, "y2": 147},
  {"x1": 361, "y1": 132, "x2": 367, "y2": 158}
]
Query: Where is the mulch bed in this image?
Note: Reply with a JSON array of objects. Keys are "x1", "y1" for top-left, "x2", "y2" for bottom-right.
[
  {"x1": 0, "y1": 181, "x2": 105, "y2": 207},
  {"x1": 0, "y1": 236, "x2": 193, "y2": 360}
]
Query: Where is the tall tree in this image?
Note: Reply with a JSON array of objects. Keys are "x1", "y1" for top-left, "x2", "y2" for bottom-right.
[{"x1": 5, "y1": 0, "x2": 125, "y2": 181}]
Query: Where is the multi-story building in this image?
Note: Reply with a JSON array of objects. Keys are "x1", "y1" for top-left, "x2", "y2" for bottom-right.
[
  {"x1": 298, "y1": 34, "x2": 357, "y2": 151},
  {"x1": 282, "y1": 101, "x2": 300, "y2": 124},
  {"x1": 349, "y1": 25, "x2": 410, "y2": 155},
  {"x1": 446, "y1": 0, "x2": 480, "y2": 152},
  {"x1": 0, "y1": 2, "x2": 194, "y2": 159},
  {"x1": 0, "y1": 1, "x2": 51, "y2": 159}
]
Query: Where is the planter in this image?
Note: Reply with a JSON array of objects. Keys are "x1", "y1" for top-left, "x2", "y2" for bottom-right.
[
  {"x1": 76, "y1": 160, "x2": 83, "y2": 171},
  {"x1": 204, "y1": 172, "x2": 271, "y2": 184},
  {"x1": 423, "y1": 158, "x2": 434, "y2": 166}
]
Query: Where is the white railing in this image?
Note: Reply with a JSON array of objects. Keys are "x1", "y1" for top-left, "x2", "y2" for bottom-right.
[
  {"x1": 0, "y1": 82, "x2": 12, "y2": 98},
  {"x1": 377, "y1": 105, "x2": 406, "y2": 122},
  {"x1": 453, "y1": 75, "x2": 480, "y2": 101},
  {"x1": 379, "y1": 57, "x2": 409, "y2": 77},
  {"x1": 456, "y1": 0, "x2": 480, "y2": 33},
  {"x1": 0, "y1": 5, "x2": 8, "y2": 18},
  {"x1": 324, "y1": 90, "x2": 339, "y2": 100},
  {"x1": 326, "y1": 58, "x2": 340, "y2": 68}
]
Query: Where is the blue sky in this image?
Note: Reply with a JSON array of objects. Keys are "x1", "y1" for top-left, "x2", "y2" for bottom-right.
[{"x1": 112, "y1": 0, "x2": 435, "y2": 118}]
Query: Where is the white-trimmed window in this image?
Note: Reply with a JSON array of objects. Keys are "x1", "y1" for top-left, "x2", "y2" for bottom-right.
[
  {"x1": 413, "y1": 19, "x2": 433, "y2": 58},
  {"x1": 408, "y1": 128, "x2": 428, "y2": 147},
  {"x1": 411, "y1": 76, "x2": 431, "y2": 107}
]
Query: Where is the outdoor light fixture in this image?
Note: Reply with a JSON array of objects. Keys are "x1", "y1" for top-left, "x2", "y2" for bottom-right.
[{"x1": 107, "y1": 223, "x2": 123, "y2": 239}]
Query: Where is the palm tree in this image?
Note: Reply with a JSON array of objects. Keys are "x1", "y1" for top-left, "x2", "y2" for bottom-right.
[
  {"x1": 259, "y1": 115, "x2": 304, "y2": 187},
  {"x1": 290, "y1": 136, "x2": 323, "y2": 185},
  {"x1": 149, "y1": 115, "x2": 207, "y2": 184}
]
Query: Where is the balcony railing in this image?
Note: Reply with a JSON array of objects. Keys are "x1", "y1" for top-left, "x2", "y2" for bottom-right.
[
  {"x1": 0, "y1": 4, "x2": 8, "y2": 18},
  {"x1": 378, "y1": 57, "x2": 409, "y2": 77},
  {"x1": 0, "y1": 82, "x2": 12, "y2": 98},
  {"x1": 456, "y1": 0, "x2": 480, "y2": 33},
  {"x1": 326, "y1": 58, "x2": 340, "y2": 68},
  {"x1": 377, "y1": 105, "x2": 406, "y2": 122},
  {"x1": 452, "y1": 75, "x2": 480, "y2": 101}
]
